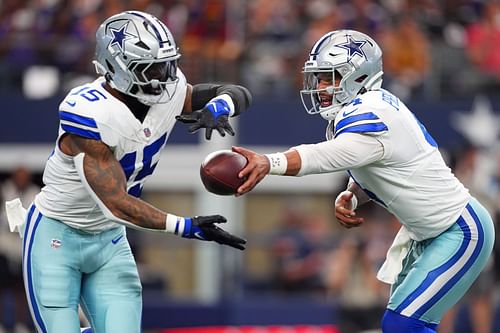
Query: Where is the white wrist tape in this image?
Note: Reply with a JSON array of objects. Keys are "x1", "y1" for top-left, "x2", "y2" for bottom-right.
[
  {"x1": 265, "y1": 153, "x2": 288, "y2": 175},
  {"x1": 166, "y1": 214, "x2": 185, "y2": 235},
  {"x1": 335, "y1": 190, "x2": 358, "y2": 210}
]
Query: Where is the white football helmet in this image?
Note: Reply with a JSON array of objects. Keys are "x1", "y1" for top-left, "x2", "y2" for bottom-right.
[
  {"x1": 300, "y1": 30, "x2": 383, "y2": 121},
  {"x1": 94, "y1": 11, "x2": 181, "y2": 105}
]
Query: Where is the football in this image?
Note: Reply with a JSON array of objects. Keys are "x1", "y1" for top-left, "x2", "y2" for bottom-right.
[{"x1": 200, "y1": 150, "x2": 248, "y2": 195}]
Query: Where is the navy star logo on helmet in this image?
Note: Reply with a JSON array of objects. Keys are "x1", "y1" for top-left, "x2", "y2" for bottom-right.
[
  {"x1": 337, "y1": 35, "x2": 367, "y2": 61},
  {"x1": 109, "y1": 22, "x2": 134, "y2": 52}
]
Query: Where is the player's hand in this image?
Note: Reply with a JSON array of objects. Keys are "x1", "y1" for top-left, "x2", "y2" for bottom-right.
[
  {"x1": 182, "y1": 215, "x2": 246, "y2": 250},
  {"x1": 334, "y1": 191, "x2": 364, "y2": 228},
  {"x1": 232, "y1": 146, "x2": 269, "y2": 196},
  {"x1": 176, "y1": 99, "x2": 234, "y2": 140}
]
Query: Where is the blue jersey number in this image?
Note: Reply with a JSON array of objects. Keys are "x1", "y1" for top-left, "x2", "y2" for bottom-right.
[
  {"x1": 70, "y1": 87, "x2": 107, "y2": 103},
  {"x1": 381, "y1": 90, "x2": 399, "y2": 110},
  {"x1": 119, "y1": 133, "x2": 168, "y2": 197},
  {"x1": 80, "y1": 89, "x2": 107, "y2": 102}
]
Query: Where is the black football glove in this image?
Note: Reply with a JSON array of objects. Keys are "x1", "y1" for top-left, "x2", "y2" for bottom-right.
[
  {"x1": 181, "y1": 215, "x2": 246, "y2": 250},
  {"x1": 176, "y1": 98, "x2": 235, "y2": 140}
]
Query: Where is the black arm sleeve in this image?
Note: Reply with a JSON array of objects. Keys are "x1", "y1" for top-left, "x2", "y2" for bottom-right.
[{"x1": 191, "y1": 83, "x2": 252, "y2": 116}]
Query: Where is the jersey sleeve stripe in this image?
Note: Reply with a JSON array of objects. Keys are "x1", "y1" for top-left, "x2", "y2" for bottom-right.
[
  {"x1": 59, "y1": 111, "x2": 98, "y2": 129},
  {"x1": 61, "y1": 124, "x2": 101, "y2": 140},
  {"x1": 334, "y1": 122, "x2": 388, "y2": 138},
  {"x1": 335, "y1": 112, "x2": 380, "y2": 133}
]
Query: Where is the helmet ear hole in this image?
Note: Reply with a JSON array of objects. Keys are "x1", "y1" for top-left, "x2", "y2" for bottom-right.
[{"x1": 355, "y1": 74, "x2": 368, "y2": 83}]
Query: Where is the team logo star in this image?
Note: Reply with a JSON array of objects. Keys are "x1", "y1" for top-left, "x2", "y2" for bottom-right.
[
  {"x1": 337, "y1": 35, "x2": 367, "y2": 61},
  {"x1": 452, "y1": 95, "x2": 500, "y2": 147},
  {"x1": 109, "y1": 23, "x2": 134, "y2": 51}
]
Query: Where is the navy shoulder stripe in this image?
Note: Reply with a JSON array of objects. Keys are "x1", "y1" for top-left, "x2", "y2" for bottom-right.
[
  {"x1": 61, "y1": 124, "x2": 101, "y2": 140},
  {"x1": 335, "y1": 112, "x2": 380, "y2": 133},
  {"x1": 334, "y1": 122, "x2": 388, "y2": 138},
  {"x1": 60, "y1": 111, "x2": 98, "y2": 129}
]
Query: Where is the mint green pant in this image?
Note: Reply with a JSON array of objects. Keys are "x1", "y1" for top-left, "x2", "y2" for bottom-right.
[
  {"x1": 388, "y1": 198, "x2": 495, "y2": 324},
  {"x1": 22, "y1": 205, "x2": 142, "y2": 333}
]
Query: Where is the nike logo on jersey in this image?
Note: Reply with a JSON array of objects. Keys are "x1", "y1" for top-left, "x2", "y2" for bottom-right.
[
  {"x1": 66, "y1": 101, "x2": 76, "y2": 107},
  {"x1": 111, "y1": 235, "x2": 124, "y2": 244},
  {"x1": 342, "y1": 108, "x2": 358, "y2": 117}
]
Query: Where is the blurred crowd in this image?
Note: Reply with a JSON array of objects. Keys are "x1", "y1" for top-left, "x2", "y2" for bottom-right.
[
  {"x1": 3, "y1": 0, "x2": 500, "y2": 332},
  {"x1": 2, "y1": 0, "x2": 500, "y2": 100}
]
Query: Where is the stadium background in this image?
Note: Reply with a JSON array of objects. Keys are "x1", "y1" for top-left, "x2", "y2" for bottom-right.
[{"x1": 1, "y1": 0, "x2": 500, "y2": 332}]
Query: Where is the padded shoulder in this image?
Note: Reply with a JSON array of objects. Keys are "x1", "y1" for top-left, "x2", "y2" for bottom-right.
[
  {"x1": 58, "y1": 78, "x2": 127, "y2": 147},
  {"x1": 333, "y1": 91, "x2": 392, "y2": 139}
]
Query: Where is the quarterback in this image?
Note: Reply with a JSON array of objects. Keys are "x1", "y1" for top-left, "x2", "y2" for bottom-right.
[
  {"x1": 15, "y1": 10, "x2": 250, "y2": 333},
  {"x1": 234, "y1": 30, "x2": 494, "y2": 332}
]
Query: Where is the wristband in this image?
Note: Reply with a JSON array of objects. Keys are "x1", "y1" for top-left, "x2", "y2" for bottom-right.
[
  {"x1": 265, "y1": 153, "x2": 288, "y2": 175},
  {"x1": 165, "y1": 214, "x2": 185, "y2": 235},
  {"x1": 208, "y1": 94, "x2": 235, "y2": 117}
]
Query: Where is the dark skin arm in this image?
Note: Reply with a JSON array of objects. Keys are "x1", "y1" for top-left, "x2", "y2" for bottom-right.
[
  {"x1": 60, "y1": 133, "x2": 168, "y2": 230},
  {"x1": 182, "y1": 83, "x2": 194, "y2": 115}
]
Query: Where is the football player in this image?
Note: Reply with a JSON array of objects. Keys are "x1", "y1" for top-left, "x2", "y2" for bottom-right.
[
  {"x1": 233, "y1": 30, "x2": 494, "y2": 333},
  {"x1": 19, "y1": 10, "x2": 250, "y2": 333}
]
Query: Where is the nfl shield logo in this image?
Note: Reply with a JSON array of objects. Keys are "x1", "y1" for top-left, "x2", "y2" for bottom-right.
[
  {"x1": 51, "y1": 239, "x2": 62, "y2": 249},
  {"x1": 144, "y1": 128, "x2": 151, "y2": 137}
]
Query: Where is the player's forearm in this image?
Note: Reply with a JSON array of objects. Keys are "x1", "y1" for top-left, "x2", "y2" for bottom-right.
[
  {"x1": 83, "y1": 174, "x2": 174, "y2": 233},
  {"x1": 111, "y1": 194, "x2": 167, "y2": 231},
  {"x1": 82, "y1": 157, "x2": 168, "y2": 231},
  {"x1": 284, "y1": 150, "x2": 301, "y2": 175},
  {"x1": 72, "y1": 141, "x2": 169, "y2": 232},
  {"x1": 190, "y1": 83, "x2": 252, "y2": 116}
]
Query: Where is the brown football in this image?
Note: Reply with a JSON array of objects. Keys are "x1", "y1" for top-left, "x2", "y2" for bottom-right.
[{"x1": 200, "y1": 150, "x2": 248, "y2": 195}]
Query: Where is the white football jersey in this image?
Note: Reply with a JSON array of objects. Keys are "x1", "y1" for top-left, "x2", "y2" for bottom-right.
[
  {"x1": 35, "y1": 72, "x2": 187, "y2": 232},
  {"x1": 294, "y1": 89, "x2": 470, "y2": 241}
]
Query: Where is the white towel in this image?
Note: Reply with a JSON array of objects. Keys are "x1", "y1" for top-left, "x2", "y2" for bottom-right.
[
  {"x1": 376, "y1": 226, "x2": 412, "y2": 284},
  {"x1": 5, "y1": 198, "x2": 27, "y2": 238}
]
